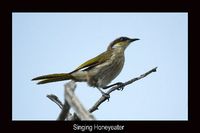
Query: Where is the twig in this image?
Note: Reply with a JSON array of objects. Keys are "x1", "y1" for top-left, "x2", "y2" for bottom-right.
[
  {"x1": 57, "y1": 100, "x2": 71, "y2": 120},
  {"x1": 64, "y1": 80, "x2": 95, "y2": 120},
  {"x1": 89, "y1": 67, "x2": 158, "y2": 113},
  {"x1": 46, "y1": 94, "x2": 71, "y2": 120},
  {"x1": 47, "y1": 67, "x2": 157, "y2": 120},
  {"x1": 47, "y1": 94, "x2": 63, "y2": 109},
  {"x1": 68, "y1": 112, "x2": 81, "y2": 121}
]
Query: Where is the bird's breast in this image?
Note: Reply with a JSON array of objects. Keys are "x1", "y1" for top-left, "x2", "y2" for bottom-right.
[{"x1": 87, "y1": 50, "x2": 125, "y2": 88}]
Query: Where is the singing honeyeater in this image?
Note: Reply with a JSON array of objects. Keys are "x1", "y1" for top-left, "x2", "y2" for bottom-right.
[{"x1": 32, "y1": 37, "x2": 139, "y2": 92}]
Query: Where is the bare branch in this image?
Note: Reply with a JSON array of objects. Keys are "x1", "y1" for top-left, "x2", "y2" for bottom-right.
[
  {"x1": 46, "y1": 67, "x2": 157, "y2": 120},
  {"x1": 68, "y1": 112, "x2": 81, "y2": 121},
  {"x1": 46, "y1": 94, "x2": 71, "y2": 120},
  {"x1": 89, "y1": 67, "x2": 158, "y2": 113},
  {"x1": 47, "y1": 94, "x2": 63, "y2": 109},
  {"x1": 64, "y1": 80, "x2": 95, "y2": 120},
  {"x1": 57, "y1": 100, "x2": 71, "y2": 120}
]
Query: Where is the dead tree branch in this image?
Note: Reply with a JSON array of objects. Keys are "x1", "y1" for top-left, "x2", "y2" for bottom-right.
[
  {"x1": 89, "y1": 67, "x2": 158, "y2": 113},
  {"x1": 57, "y1": 100, "x2": 71, "y2": 120},
  {"x1": 64, "y1": 81, "x2": 95, "y2": 120},
  {"x1": 47, "y1": 94, "x2": 63, "y2": 109},
  {"x1": 47, "y1": 67, "x2": 157, "y2": 120},
  {"x1": 47, "y1": 94, "x2": 71, "y2": 120},
  {"x1": 47, "y1": 81, "x2": 95, "y2": 120}
]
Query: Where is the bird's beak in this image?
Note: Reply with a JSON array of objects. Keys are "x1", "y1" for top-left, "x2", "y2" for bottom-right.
[{"x1": 130, "y1": 38, "x2": 140, "y2": 42}]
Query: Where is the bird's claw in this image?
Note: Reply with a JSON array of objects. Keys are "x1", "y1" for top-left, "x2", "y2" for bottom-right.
[
  {"x1": 102, "y1": 92, "x2": 110, "y2": 101},
  {"x1": 97, "y1": 88, "x2": 110, "y2": 101},
  {"x1": 115, "y1": 82, "x2": 124, "y2": 91}
]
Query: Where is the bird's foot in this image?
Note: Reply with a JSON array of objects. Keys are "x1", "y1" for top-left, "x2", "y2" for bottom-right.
[
  {"x1": 103, "y1": 82, "x2": 124, "y2": 91},
  {"x1": 102, "y1": 92, "x2": 110, "y2": 101},
  {"x1": 115, "y1": 82, "x2": 125, "y2": 91},
  {"x1": 97, "y1": 88, "x2": 110, "y2": 101}
]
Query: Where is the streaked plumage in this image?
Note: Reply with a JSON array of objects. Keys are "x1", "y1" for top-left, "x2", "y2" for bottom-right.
[{"x1": 32, "y1": 37, "x2": 139, "y2": 89}]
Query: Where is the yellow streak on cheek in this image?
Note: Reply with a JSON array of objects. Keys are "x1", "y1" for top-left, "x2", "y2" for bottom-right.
[
  {"x1": 115, "y1": 42, "x2": 129, "y2": 47},
  {"x1": 115, "y1": 42, "x2": 123, "y2": 47}
]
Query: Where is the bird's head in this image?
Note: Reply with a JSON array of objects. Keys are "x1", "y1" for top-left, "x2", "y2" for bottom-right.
[{"x1": 107, "y1": 36, "x2": 139, "y2": 50}]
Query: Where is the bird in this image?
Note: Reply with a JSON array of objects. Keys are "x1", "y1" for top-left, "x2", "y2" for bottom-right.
[{"x1": 32, "y1": 36, "x2": 139, "y2": 94}]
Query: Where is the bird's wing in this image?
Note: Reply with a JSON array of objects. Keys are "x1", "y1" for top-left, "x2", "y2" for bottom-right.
[{"x1": 70, "y1": 50, "x2": 112, "y2": 73}]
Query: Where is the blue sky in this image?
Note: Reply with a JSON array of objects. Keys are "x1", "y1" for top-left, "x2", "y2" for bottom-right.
[{"x1": 12, "y1": 13, "x2": 188, "y2": 120}]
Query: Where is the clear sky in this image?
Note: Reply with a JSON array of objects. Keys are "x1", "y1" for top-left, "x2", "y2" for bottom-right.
[{"x1": 12, "y1": 13, "x2": 188, "y2": 120}]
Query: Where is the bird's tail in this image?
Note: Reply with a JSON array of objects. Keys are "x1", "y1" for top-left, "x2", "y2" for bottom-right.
[{"x1": 32, "y1": 73, "x2": 74, "y2": 84}]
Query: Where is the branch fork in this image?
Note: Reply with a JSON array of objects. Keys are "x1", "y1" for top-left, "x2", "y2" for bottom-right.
[{"x1": 47, "y1": 67, "x2": 158, "y2": 120}]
